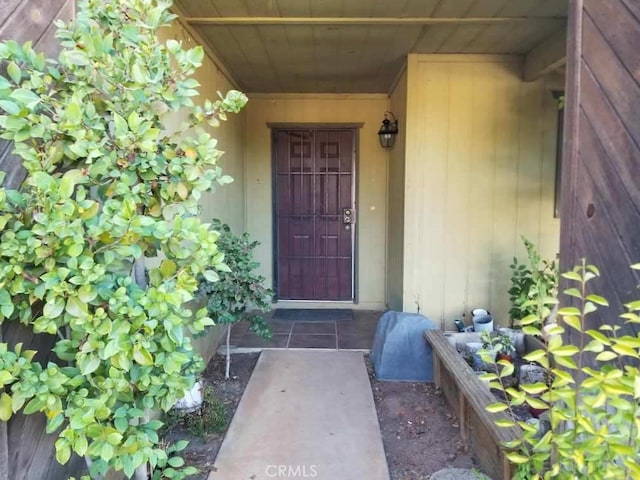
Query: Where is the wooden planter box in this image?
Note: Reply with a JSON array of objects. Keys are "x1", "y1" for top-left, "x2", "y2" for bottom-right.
[{"x1": 424, "y1": 330, "x2": 526, "y2": 480}]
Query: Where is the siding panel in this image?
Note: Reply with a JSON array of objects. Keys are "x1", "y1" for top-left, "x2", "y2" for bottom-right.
[
  {"x1": 387, "y1": 69, "x2": 407, "y2": 311},
  {"x1": 404, "y1": 55, "x2": 560, "y2": 327}
]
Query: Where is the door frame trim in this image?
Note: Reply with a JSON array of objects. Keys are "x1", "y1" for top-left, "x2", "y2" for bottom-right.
[{"x1": 270, "y1": 124, "x2": 360, "y2": 302}]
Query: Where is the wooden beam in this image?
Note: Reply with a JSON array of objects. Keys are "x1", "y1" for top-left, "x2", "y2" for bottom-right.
[
  {"x1": 523, "y1": 28, "x2": 568, "y2": 81},
  {"x1": 185, "y1": 16, "x2": 566, "y2": 26},
  {"x1": 169, "y1": 3, "x2": 241, "y2": 90}
]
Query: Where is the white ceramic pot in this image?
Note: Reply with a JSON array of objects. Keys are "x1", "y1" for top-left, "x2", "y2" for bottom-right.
[{"x1": 174, "y1": 380, "x2": 203, "y2": 412}]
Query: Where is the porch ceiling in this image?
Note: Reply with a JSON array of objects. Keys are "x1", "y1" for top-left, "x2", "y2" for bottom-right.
[{"x1": 173, "y1": 0, "x2": 568, "y2": 93}]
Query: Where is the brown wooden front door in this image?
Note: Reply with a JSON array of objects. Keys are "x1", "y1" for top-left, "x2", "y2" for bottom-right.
[{"x1": 274, "y1": 128, "x2": 356, "y2": 301}]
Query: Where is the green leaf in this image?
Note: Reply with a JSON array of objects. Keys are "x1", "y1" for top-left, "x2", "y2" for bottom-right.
[
  {"x1": 525, "y1": 396, "x2": 548, "y2": 410},
  {"x1": 66, "y1": 296, "x2": 88, "y2": 318},
  {"x1": 7, "y1": 62, "x2": 20, "y2": 83},
  {"x1": 550, "y1": 345, "x2": 579, "y2": 357},
  {"x1": 66, "y1": 102, "x2": 82, "y2": 125},
  {"x1": 79, "y1": 355, "x2": 100, "y2": 375},
  {"x1": 23, "y1": 397, "x2": 43, "y2": 414},
  {"x1": 46, "y1": 413, "x2": 64, "y2": 433},
  {"x1": 0, "y1": 100, "x2": 20, "y2": 114},
  {"x1": 505, "y1": 452, "x2": 530, "y2": 464},
  {"x1": 43, "y1": 298, "x2": 65, "y2": 319},
  {"x1": 133, "y1": 345, "x2": 153, "y2": 366},
  {"x1": 562, "y1": 271, "x2": 582, "y2": 282},
  {"x1": 523, "y1": 349, "x2": 546, "y2": 362},
  {"x1": 486, "y1": 402, "x2": 508, "y2": 413},
  {"x1": 564, "y1": 288, "x2": 582, "y2": 299},
  {"x1": 113, "y1": 112, "x2": 128, "y2": 136},
  {"x1": 78, "y1": 285, "x2": 97, "y2": 303},
  {"x1": 10, "y1": 88, "x2": 40, "y2": 108},
  {"x1": 173, "y1": 440, "x2": 189, "y2": 451},
  {"x1": 612, "y1": 343, "x2": 639, "y2": 358},
  {"x1": 583, "y1": 340, "x2": 604, "y2": 353},
  {"x1": 562, "y1": 315, "x2": 582, "y2": 332},
  {"x1": 202, "y1": 270, "x2": 219, "y2": 282},
  {"x1": 0, "y1": 393, "x2": 12, "y2": 421},
  {"x1": 586, "y1": 294, "x2": 609, "y2": 306},
  {"x1": 59, "y1": 175, "x2": 75, "y2": 199},
  {"x1": 74, "y1": 435, "x2": 88, "y2": 456},
  {"x1": 520, "y1": 382, "x2": 548, "y2": 395},
  {"x1": 160, "y1": 259, "x2": 177, "y2": 279},
  {"x1": 131, "y1": 63, "x2": 146, "y2": 84},
  {"x1": 61, "y1": 50, "x2": 89, "y2": 66},
  {"x1": 167, "y1": 456, "x2": 185, "y2": 467},
  {"x1": 67, "y1": 243, "x2": 83, "y2": 257},
  {"x1": 0, "y1": 371, "x2": 13, "y2": 385},
  {"x1": 558, "y1": 307, "x2": 581, "y2": 316},
  {"x1": 494, "y1": 418, "x2": 516, "y2": 428},
  {"x1": 55, "y1": 442, "x2": 71, "y2": 465},
  {"x1": 127, "y1": 110, "x2": 142, "y2": 132},
  {"x1": 586, "y1": 329, "x2": 611, "y2": 346},
  {"x1": 0, "y1": 288, "x2": 11, "y2": 306}
]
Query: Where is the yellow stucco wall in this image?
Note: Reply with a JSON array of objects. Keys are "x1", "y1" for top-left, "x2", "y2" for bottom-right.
[
  {"x1": 244, "y1": 94, "x2": 389, "y2": 310},
  {"x1": 403, "y1": 54, "x2": 561, "y2": 328},
  {"x1": 386, "y1": 69, "x2": 408, "y2": 312}
]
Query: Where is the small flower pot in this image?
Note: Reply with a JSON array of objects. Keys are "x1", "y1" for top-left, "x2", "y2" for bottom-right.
[{"x1": 497, "y1": 353, "x2": 513, "y2": 362}]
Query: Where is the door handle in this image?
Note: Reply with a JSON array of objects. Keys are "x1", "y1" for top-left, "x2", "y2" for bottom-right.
[{"x1": 343, "y1": 208, "x2": 355, "y2": 225}]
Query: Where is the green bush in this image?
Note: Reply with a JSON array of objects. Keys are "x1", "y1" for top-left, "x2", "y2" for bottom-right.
[
  {"x1": 508, "y1": 237, "x2": 558, "y2": 328},
  {"x1": 484, "y1": 260, "x2": 640, "y2": 479},
  {"x1": 0, "y1": 0, "x2": 246, "y2": 478},
  {"x1": 198, "y1": 220, "x2": 272, "y2": 378}
]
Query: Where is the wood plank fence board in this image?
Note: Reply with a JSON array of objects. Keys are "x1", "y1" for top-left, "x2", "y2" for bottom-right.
[
  {"x1": 561, "y1": 0, "x2": 640, "y2": 347},
  {"x1": 0, "y1": 1, "x2": 86, "y2": 479}
]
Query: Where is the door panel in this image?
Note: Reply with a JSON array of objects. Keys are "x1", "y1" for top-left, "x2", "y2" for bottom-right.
[{"x1": 274, "y1": 128, "x2": 355, "y2": 301}]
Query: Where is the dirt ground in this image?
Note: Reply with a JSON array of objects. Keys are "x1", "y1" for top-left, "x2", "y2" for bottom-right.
[
  {"x1": 166, "y1": 352, "x2": 480, "y2": 480},
  {"x1": 366, "y1": 357, "x2": 480, "y2": 480}
]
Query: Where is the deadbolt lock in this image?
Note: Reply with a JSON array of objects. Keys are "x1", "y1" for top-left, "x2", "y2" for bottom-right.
[{"x1": 343, "y1": 208, "x2": 355, "y2": 225}]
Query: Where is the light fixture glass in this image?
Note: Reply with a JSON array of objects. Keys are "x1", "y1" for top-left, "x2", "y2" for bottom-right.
[{"x1": 378, "y1": 111, "x2": 398, "y2": 148}]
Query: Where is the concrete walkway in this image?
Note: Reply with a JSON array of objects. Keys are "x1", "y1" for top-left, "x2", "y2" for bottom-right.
[{"x1": 210, "y1": 350, "x2": 390, "y2": 480}]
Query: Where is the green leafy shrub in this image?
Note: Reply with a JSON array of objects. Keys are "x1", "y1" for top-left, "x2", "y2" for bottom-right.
[
  {"x1": 198, "y1": 220, "x2": 272, "y2": 379},
  {"x1": 165, "y1": 385, "x2": 227, "y2": 438},
  {"x1": 480, "y1": 331, "x2": 515, "y2": 357},
  {"x1": 0, "y1": 0, "x2": 247, "y2": 478},
  {"x1": 484, "y1": 260, "x2": 640, "y2": 479},
  {"x1": 508, "y1": 237, "x2": 558, "y2": 328}
]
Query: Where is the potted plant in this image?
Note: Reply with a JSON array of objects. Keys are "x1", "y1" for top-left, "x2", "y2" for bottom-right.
[
  {"x1": 480, "y1": 331, "x2": 516, "y2": 362},
  {"x1": 508, "y1": 237, "x2": 558, "y2": 329}
]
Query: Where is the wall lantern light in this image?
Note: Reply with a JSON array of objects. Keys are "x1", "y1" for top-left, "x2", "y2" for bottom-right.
[{"x1": 377, "y1": 111, "x2": 398, "y2": 149}]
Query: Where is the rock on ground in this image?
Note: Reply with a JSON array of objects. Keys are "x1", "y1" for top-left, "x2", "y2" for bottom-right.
[{"x1": 430, "y1": 467, "x2": 493, "y2": 480}]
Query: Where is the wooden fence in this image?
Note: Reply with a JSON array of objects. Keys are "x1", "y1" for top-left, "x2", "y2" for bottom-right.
[
  {"x1": 560, "y1": 0, "x2": 640, "y2": 342},
  {"x1": 0, "y1": 1, "x2": 87, "y2": 478}
]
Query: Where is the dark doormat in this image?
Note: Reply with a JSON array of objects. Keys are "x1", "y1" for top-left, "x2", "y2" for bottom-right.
[{"x1": 272, "y1": 309, "x2": 353, "y2": 322}]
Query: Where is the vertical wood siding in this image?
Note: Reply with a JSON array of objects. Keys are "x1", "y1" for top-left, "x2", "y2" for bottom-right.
[
  {"x1": 158, "y1": 20, "x2": 246, "y2": 236},
  {"x1": 0, "y1": 1, "x2": 88, "y2": 479},
  {"x1": 386, "y1": 69, "x2": 407, "y2": 311},
  {"x1": 561, "y1": 0, "x2": 640, "y2": 338},
  {"x1": 403, "y1": 54, "x2": 561, "y2": 327}
]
